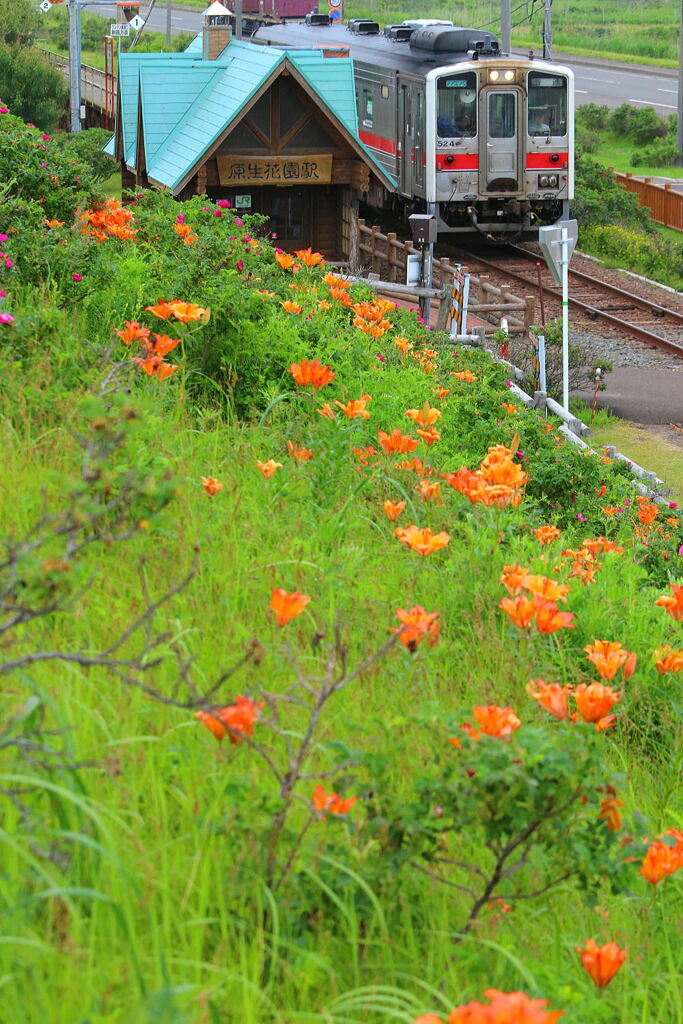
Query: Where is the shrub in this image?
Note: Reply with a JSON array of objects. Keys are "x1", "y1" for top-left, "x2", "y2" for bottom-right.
[
  {"x1": 609, "y1": 103, "x2": 668, "y2": 147},
  {"x1": 576, "y1": 103, "x2": 610, "y2": 131},
  {"x1": 576, "y1": 125, "x2": 600, "y2": 154},
  {"x1": 631, "y1": 137, "x2": 680, "y2": 168},
  {"x1": 572, "y1": 153, "x2": 651, "y2": 230}
]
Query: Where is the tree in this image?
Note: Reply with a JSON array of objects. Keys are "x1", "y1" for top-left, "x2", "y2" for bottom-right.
[{"x1": 0, "y1": 0, "x2": 67, "y2": 131}]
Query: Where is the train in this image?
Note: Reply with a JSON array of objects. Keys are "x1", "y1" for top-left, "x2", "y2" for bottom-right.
[{"x1": 252, "y1": 17, "x2": 575, "y2": 238}]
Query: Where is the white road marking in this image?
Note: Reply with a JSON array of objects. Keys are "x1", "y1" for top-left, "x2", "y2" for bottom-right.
[
  {"x1": 657, "y1": 88, "x2": 677, "y2": 94},
  {"x1": 575, "y1": 89, "x2": 588, "y2": 93},
  {"x1": 629, "y1": 98, "x2": 676, "y2": 109}
]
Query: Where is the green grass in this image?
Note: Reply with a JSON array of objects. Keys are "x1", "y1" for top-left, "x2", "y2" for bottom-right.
[{"x1": 591, "y1": 133, "x2": 683, "y2": 181}]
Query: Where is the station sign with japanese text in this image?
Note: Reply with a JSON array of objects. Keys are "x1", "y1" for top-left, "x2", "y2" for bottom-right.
[{"x1": 216, "y1": 154, "x2": 332, "y2": 186}]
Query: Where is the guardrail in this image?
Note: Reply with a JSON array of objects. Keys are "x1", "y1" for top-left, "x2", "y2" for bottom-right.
[
  {"x1": 615, "y1": 172, "x2": 683, "y2": 231},
  {"x1": 357, "y1": 220, "x2": 536, "y2": 334},
  {"x1": 40, "y1": 48, "x2": 113, "y2": 113}
]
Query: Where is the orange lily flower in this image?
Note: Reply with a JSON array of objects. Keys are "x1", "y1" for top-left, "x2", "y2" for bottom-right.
[
  {"x1": 378, "y1": 429, "x2": 418, "y2": 454},
  {"x1": 522, "y1": 574, "x2": 570, "y2": 604},
  {"x1": 653, "y1": 645, "x2": 683, "y2": 674},
  {"x1": 433, "y1": 386, "x2": 450, "y2": 399},
  {"x1": 598, "y1": 794, "x2": 624, "y2": 832},
  {"x1": 394, "y1": 524, "x2": 450, "y2": 556},
  {"x1": 269, "y1": 588, "x2": 311, "y2": 626},
  {"x1": 322, "y1": 271, "x2": 350, "y2": 288},
  {"x1": 640, "y1": 830, "x2": 683, "y2": 884},
  {"x1": 287, "y1": 441, "x2": 313, "y2": 461},
  {"x1": 282, "y1": 300, "x2": 303, "y2": 314},
  {"x1": 335, "y1": 394, "x2": 371, "y2": 419},
  {"x1": 473, "y1": 705, "x2": 521, "y2": 737},
  {"x1": 574, "y1": 682, "x2": 622, "y2": 724},
  {"x1": 351, "y1": 446, "x2": 378, "y2": 466},
  {"x1": 655, "y1": 583, "x2": 683, "y2": 621},
  {"x1": 533, "y1": 600, "x2": 575, "y2": 634},
  {"x1": 317, "y1": 403, "x2": 336, "y2": 420},
  {"x1": 500, "y1": 563, "x2": 531, "y2": 595},
  {"x1": 430, "y1": 989, "x2": 563, "y2": 1023},
  {"x1": 500, "y1": 402, "x2": 517, "y2": 414},
  {"x1": 577, "y1": 939, "x2": 627, "y2": 988},
  {"x1": 312, "y1": 783, "x2": 356, "y2": 817},
  {"x1": 416, "y1": 479, "x2": 442, "y2": 503},
  {"x1": 391, "y1": 605, "x2": 440, "y2": 652},
  {"x1": 147, "y1": 333, "x2": 181, "y2": 357},
  {"x1": 288, "y1": 358, "x2": 332, "y2": 392},
  {"x1": 169, "y1": 301, "x2": 208, "y2": 323},
  {"x1": 584, "y1": 640, "x2": 635, "y2": 682},
  {"x1": 396, "y1": 457, "x2": 431, "y2": 475},
  {"x1": 405, "y1": 402, "x2": 442, "y2": 428},
  {"x1": 533, "y1": 524, "x2": 561, "y2": 544},
  {"x1": 195, "y1": 695, "x2": 263, "y2": 743},
  {"x1": 500, "y1": 595, "x2": 537, "y2": 629},
  {"x1": 116, "y1": 320, "x2": 150, "y2": 345},
  {"x1": 450, "y1": 369, "x2": 477, "y2": 382},
  {"x1": 275, "y1": 251, "x2": 297, "y2": 270},
  {"x1": 173, "y1": 222, "x2": 194, "y2": 241},
  {"x1": 45, "y1": 218, "x2": 64, "y2": 229},
  {"x1": 416, "y1": 427, "x2": 441, "y2": 446},
  {"x1": 145, "y1": 301, "x2": 177, "y2": 320},
  {"x1": 317, "y1": 299, "x2": 332, "y2": 311},
  {"x1": 256, "y1": 459, "x2": 283, "y2": 478},
  {"x1": 294, "y1": 247, "x2": 324, "y2": 267},
  {"x1": 330, "y1": 287, "x2": 353, "y2": 306},
  {"x1": 394, "y1": 336, "x2": 413, "y2": 355},
  {"x1": 134, "y1": 355, "x2": 178, "y2": 380},
  {"x1": 383, "y1": 499, "x2": 406, "y2": 521},
  {"x1": 526, "y1": 679, "x2": 572, "y2": 720},
  {"x1": 201, "y1": 476, "x2": 223, "y2": 497}
]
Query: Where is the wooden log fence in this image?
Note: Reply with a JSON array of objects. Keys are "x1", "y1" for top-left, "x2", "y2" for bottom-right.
[
  {"x1": 615, "y1": 172, "x2": 683, "y2": 232},
  {"x1": 357, "y1": 219, "x2": 536, "y2": 333}
]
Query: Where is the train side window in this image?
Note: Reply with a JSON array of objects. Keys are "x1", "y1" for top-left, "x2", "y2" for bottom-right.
[
  {"x1": 436, "y1": 72, "x2": 477, "y2": 139},
  {"x1": 527, "y1": 72, "x2": 567, "y2": 136},
  {"x1": 488, "y1": 93, "x2": 516, "y2": 138},
  {"x1": 362, "y1": 90, "x2": 374, "y2": 128}
]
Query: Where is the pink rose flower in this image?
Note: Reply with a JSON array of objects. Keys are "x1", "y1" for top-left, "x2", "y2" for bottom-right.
[
  {"x1": 0, "y1": 312, "x2": 15, "y2": 324},
  {"x1": 72, "y1": 272, "x2": 82, "y2": 282},
  {"x1": 217, "y1": 199, "x2": 230, "y2": 208}
]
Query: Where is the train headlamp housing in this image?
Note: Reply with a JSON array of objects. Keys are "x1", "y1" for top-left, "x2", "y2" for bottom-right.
[
  {"x1": 538, "y1": 173, "x2": 559, "y2": 189},
  {"x1": 504, "y1": 69, "x2": 515, "y2": 81},
  {"x1": 489, "y1": 70, "x2": 499, "y2": 81},
  {"x1": 488, "y1": 69, "x2": 515, "y2": 83}
]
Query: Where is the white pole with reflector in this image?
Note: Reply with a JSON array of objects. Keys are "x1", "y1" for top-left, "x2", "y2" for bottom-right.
[{"x1": 538, "y1": 218, "x2": 578, "y2": 412}]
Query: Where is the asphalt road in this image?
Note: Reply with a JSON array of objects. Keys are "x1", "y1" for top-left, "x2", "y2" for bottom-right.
[{"x1": 88, "y1": 4, "x2": 680, "y2": 116}]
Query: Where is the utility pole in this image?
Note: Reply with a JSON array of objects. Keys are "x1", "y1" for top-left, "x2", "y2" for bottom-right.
[
  {"x1": 67, "y1": 0, "x2": 82, "y2": 133},
  {"x1": 166, "y1": 0, "x2": 172, "y2": 47},
  {"x1": 678, "y1": 0, "x2": 683, "y2": 166},
  {"x1": 542, "y1": 0, "x2": 552, "y2": 60},
  {"x1": 234, "y1": 0, "x2": 243, "y2": 40},
  {"x1": 501, "y1": 0, "x2": 511, "y2": 54}
]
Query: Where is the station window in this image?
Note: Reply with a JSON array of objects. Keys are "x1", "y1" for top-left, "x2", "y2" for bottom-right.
[
  {"x1": 527, "y1": 71, "x2": 567, "y2": 136},
  {"x1": 363, "y1": 90, "x2": 374, "y2": 127},
  {"x1": 436, "y1": 72, "x2": 477, "y2": 139},
  {"x1": 488, "y1": 92, "x2": 516, "y2": 138}
]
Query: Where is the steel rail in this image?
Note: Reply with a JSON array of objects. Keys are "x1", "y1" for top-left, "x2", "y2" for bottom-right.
[
  {"x1": 507, "y1": 244, "x2": 683, "y2": 326},
  {"x1": 444, "y1": 245, "x2": 683, "y2": 358}
]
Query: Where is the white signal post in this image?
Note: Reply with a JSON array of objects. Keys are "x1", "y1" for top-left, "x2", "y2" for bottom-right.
[{"x1": 538, "y1": 218, "x2": 578, "y2": 413}]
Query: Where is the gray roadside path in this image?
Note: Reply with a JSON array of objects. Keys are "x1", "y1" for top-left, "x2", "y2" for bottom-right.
[{"x1": 574, "y1": 366, "x2": 682, "y2": 425}]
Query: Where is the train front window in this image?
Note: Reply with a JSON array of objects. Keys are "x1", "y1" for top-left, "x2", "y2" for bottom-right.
[
  {"x1": 488, "y1": 92, "x2": 515, "y2": 138},
  {"x1": 436, "y1": 73, "x2": 477, "y2": 139},
  {"x1": 528, "y1": 72, "x2": 567, "y2": 136}
]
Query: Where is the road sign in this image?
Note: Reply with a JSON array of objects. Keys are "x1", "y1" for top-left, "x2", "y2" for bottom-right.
[
  {"x1": 329, "y1": 8, "x2": 342, "y2": 20},
  {"x1": 39, "y1": 1, "x2": 51, "y2": 12},
  {"x1": 538, "y1": 218, "x2": 577, "y2": 285},
  {"x1": 329, "y1": 0, "x2": 342, "y2": 7},
  {"x1": 128, "y1": 13, "x2": 144, "y2": 29},
  {"x1": 110, "y1": 22, "x2": 130, "y2": 35}
]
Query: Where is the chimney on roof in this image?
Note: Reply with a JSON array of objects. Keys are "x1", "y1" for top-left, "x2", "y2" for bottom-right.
[{"x1": 202, "y1": 1, "x2": 232, "y2": 60}]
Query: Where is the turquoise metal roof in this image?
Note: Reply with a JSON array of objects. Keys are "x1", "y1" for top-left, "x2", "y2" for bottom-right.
[
  {"x1": 111, "y1": 38, "x2": 396, "y2": 191},
  {"x1": 183, "y1": 32, "x2": 203, "y2": 56}
]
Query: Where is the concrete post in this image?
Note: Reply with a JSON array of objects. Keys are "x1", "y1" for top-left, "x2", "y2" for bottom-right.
[
  {"x1": 68, "y1": 0, "x2": 82, "y2": 133},
  {"x1": 501, "y1": 0, "x2": 511, "y2": 54}
]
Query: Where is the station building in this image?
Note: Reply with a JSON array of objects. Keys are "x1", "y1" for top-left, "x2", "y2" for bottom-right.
[{"x1": 105, "y1": 2, "x2": 394, "y2": 259}]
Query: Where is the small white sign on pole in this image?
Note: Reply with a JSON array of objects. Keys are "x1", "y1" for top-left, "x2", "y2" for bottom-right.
[
  {"x1": 39, "y1": 1, "x2": 51, "y2": 13},
  {"x1": 129, "y1": 14, "x2": 145, "y2": 30},
  {"x1": 110, "y1": 22, "x2": 131, "y2": 36},
  {"x1": 538, "y1": 218, "x2": 578, "y2": 412}
]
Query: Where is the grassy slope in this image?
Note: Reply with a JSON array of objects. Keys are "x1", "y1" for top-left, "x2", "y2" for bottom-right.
[{"x1": 591, "y1": 134, "x2": 683, "y2": 182}]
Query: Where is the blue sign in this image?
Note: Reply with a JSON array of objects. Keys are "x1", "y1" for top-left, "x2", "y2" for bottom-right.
[{"x1": 329, "y1": 8, "x2": 342, "y2": 21}]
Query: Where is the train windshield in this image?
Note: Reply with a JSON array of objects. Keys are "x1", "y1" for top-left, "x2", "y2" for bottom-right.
[
  {"x1": 436, "y1": 73, "x2": 477, "y2": 139},
  {"x1": 528, "y1": 72, "x2": 568, "y2": 136}
]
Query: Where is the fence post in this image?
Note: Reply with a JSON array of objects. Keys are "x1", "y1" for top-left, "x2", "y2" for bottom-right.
[
  {"x1": 524, "y1": 296, "x2": 536, "y2": 330},
  {"x1": 371, "y1": 225, "x2": 381, "y2": 277}
]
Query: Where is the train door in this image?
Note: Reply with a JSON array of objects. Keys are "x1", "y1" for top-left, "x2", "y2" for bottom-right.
[
  {"x1": 479, "y1": 88, "x2": 524, "y2": 194},
  {"x1": 399, "y1": 83, "x2": 413, "y2": 197},
  {"x1": 413, "y1": 89, "x2": 425, "y2": 193}
]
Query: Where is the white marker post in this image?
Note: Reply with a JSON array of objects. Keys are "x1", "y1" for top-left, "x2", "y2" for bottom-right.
[
  {"x1": 561, "y1": 223, "x2": 569, "y2": 411},
  {"x1": 539, "y1": 219, "x2": 578, "y2": 413}
]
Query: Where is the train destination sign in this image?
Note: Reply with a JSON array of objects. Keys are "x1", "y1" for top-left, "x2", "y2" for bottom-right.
[{"x1": 217, "y1": 155, "x2": 333, "y2": 186}]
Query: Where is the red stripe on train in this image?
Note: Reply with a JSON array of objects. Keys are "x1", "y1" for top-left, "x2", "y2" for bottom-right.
[
  {"x1": 436, "y1": 154, "x2": 479, "y2": 170},
  {"x1": 526, "y1": 152, "x2": 569, "y2": 169},
  {"x1": 358, "y1": 130, "x2": 397, "y2": 155}
]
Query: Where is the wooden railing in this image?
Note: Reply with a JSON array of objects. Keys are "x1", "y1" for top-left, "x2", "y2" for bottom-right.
[
  {"x1": 40, "y1": 48, "x2": 114, "y2": 114},
  {"x1": 357, "y1": 220, "x2": 536, "y2": 334},
  {"x1": 615, "y1": 172, "x2": 683, "y2": 231}
]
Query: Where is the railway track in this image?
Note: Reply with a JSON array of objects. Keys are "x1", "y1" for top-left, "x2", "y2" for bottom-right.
[{"x1": 443, "y1": 243, "x2": 683, "y2": 358}]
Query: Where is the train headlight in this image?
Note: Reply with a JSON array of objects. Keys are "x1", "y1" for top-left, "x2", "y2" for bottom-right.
[
  {"x1": 489, "y1": 70, "x2": 500, "y2": 81},
  {"x1": 503, "y1": 69, "x2": 514, "y2": 81},
  {"x1": 548, "y1": 174, "x2": 559, "y2": 188},
  {"x1": 538, "y1": 174, "x2": 549, "y2": 187}
]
